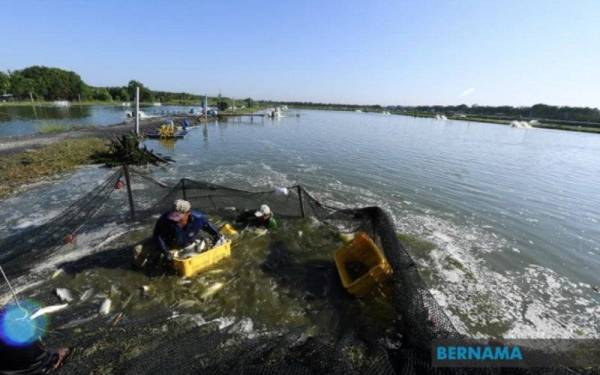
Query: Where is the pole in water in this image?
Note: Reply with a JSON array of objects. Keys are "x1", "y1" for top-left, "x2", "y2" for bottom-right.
[
  {"x1": 135, "y1": 87, "x2": 140, "y2": 136},
  {"x1": 123, "y1": 165, "x2": 135, "y2": 219},
  {"x1": 298, "y1": 186, "x2": 306, "y2": 218},
  {"x1": 204, "y1": 95, "x2": 208, "y2": 120}
]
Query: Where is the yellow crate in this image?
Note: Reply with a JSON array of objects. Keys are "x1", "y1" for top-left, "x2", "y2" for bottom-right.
[
  {"x1": 171, "y1": 240, "x2": 232, "y2": 277},
  {"x1": 334, "y1": 232, "x2": 392, "y2": 297}
]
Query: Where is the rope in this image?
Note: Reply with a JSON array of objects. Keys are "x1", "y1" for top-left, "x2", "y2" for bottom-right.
[{"x1": 0, "y1": 263, "x2": 23, "y2": 310}]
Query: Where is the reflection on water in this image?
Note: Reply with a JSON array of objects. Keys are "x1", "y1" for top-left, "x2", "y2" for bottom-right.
[{"x1": 0, "y1": 104, "x2": 202, "y2": 137}]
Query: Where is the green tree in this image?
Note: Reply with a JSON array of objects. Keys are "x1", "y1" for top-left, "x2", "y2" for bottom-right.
[
  {"x1": 9, "y1": 73, "x2": 36, "y2": 99},
  {"x1": 0, "y1": 72, "x2": 9, "y2": 94},
  {"x1": 244, "y1": 97, "x2": 254, "y2": 108},
  {"x1": 93, "y1": 88, "x2": 112, "y2": 101},
  {"x1": 127, "y1": 80, "x2": 154, "y2": 102},
  {"x1": 17, "y1": 66, "x2": 86, "y2": 100},
  {"x1": 217, "y1": 100, "x2": 229, "y2": 111}
]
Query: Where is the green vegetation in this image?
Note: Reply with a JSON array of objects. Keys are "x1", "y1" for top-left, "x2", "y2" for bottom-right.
[
  {"x1": 216, "y1": 95, "x2": 229, "y2": 111},
  {"x1": 1, "y1": 65, "x2": 208, "y2": 104},
  {"x1": 92, "y1": 133, "x2": 172, "y2": 167},
  {"x1": 265, "y1": 100, "x2": 600, "y2": 128},
  {"x1": 0, "y1": 138, "x2": 108, "y2": 198}
]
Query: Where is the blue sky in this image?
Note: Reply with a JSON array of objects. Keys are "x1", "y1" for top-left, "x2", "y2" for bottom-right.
[{"x1": 2, "y1": 0, "x2": 599, "y2": 106}]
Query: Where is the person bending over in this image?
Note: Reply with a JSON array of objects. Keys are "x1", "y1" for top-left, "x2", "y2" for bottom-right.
[
  {"x1": 236, "y1": 204, "x2": 278, "y2": 230},
  {"x1": 153, "y1": 199, "x2": 221, "y2": 258}
]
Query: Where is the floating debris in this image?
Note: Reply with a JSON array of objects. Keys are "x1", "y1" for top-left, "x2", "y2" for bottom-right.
[
  {"x1": 55, "y1": 288, "x2": 74, "y2": 303},
  {"x1": 99, "y1": 299, "x2": 112, "y2": 315},
  {"x1": 30, "y1": 304, "x2": 68, "y2": 320}
]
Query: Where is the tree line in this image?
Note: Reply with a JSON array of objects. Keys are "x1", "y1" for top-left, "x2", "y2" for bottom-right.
[
  {"x1": 267, "y1": 101, "x2": 600, "y2": 123},
  {"x1": 2, "y1": 66, "x2": 597, "y2": 123},
  {"x1": 0, "y1": 66, "x2": 203, "y2": 104}
]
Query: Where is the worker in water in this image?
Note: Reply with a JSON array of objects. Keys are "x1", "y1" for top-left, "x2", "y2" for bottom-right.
[
  {"x1": 153, "y1": 199, "x2": 221, "y2": 258},
  {"x1": 255, "y1": 204, "x2": 278, "y2": 229},
  {"x1": 236, "y1": 204, "x2": 278, "y2": 230}
]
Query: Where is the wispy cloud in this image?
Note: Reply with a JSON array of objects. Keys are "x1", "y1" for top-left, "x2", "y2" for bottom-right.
[{"x1": 460, "y1": 88, "x2": 475, "y2": 97}]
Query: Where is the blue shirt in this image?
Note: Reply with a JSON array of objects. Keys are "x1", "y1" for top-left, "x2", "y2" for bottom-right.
[{"x1": 153, "y1": 210, "x2": 219, "y2": 254}]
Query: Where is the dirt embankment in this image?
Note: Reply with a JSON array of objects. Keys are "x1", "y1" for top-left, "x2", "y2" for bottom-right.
[
  {"x1": 0, "y1": 115, "x2": 211, "y2": 198},
  {"x1": 0, "y1": 116, "x2": 210, "y2": 156}
]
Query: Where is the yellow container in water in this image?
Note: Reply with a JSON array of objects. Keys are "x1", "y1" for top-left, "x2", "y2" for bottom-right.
[
  {"x1": 334, "y1": 232, "x2": 392, "y2": 297},
  {"x1": 220, "y1": 223, "x2": 238, "y2": 236},
  {"x1": 171, "y1": 240, "x2": 232, "y2": 277}
]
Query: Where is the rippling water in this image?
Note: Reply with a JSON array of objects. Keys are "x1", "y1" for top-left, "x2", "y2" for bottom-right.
[{"x1": 1, "y1": 109, "x2": 599, "y2": 338}]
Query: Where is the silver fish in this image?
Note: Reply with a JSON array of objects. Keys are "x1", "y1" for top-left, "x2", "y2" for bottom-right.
[
  {"x1": 80, "y1": 289, "x2": 94, "y2": 302},
  {"x1": 57, "y1": 315, "x2": 96, "y2": 330},
  {"x1": 201, "y1": 282, "x2": 224, "y2": 300},
  {"x1": 99, "y1": 298, "x2": 111, "y2": 315},
  {"x1": 51, "y1": 269, "x2": 64, "y2": 279},
  {"x1": 55, "y1": 288, "x2": 74, "y2": 303},
  {"x1": 30, "y1": 304, "x2": 68, "y2": 320}
]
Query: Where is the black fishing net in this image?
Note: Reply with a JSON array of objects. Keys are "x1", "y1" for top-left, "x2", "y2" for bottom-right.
[{"x1": 0, "y1": 169, "x2": 588, "y2": 374}]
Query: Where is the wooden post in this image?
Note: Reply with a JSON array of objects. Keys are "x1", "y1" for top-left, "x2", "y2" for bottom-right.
[
  {"x1": 123, "y1": 164, "x2": 135, "y2": 219},
  {"x1": 298, "y1": 186, "x2": 305, "y2": 218},
  {"x1": 135, "y1": 87, "x2": 140, "y2": 136}
]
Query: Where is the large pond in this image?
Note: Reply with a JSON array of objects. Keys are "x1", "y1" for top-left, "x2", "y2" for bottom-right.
[{"x1": 1, "y1": 109, "x2": 599, "y2": 339}]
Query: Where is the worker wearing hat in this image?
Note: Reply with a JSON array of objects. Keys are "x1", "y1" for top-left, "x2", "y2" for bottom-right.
[
  {"x1": 153, "y1": 199, "x2": 221, "y2": 258},
  {"x1": 254, "y1": 204, "x2": 278, "y2": 230}
]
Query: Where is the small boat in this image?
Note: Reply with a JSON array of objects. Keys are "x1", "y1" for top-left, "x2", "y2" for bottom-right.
[
  {"x1": 52, "y1": 100, "x2": 70, "y2": 107},
  {"x1": 268, "y1": 107, "x2": 283, "y2": 119},
  {"x1": 145, "y1": 132, "x2": 186, "y2": 139},
  {"x1": 153, "y1": 102, "x2": 162, "y2": 106},
  {"x1": 145, "y1": 123, "x2": 188, "y2": 139},
  {"x1": 125, "y1": 110, "x2": 158, "y2": 119}
]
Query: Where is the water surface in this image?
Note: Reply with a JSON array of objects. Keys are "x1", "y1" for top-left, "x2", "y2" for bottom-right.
[{"x1": 1, "y1": 109, "x2": 599, "y2": 338}]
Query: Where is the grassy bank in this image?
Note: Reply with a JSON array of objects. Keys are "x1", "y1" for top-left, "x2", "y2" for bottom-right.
[{"x1": 0, "y1": 137, "x2": 108, "y2": 198}]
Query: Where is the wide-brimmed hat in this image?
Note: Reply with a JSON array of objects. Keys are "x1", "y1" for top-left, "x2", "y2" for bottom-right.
[
  {"x1": 174, "y1": 199, "x2": 191, "y2": 213},
  {"x1": 255, "y1": 204, "x2": 272, "y2": 218}
]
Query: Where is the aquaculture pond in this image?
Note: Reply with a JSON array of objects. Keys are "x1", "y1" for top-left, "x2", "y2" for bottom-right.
[{"x1": 1, "y1": 109, "x2": 599, "y2": 349}]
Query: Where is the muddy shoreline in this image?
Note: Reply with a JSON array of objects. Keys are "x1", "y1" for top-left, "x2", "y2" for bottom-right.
[{"x1": 0, "y1": 115, "x2": 212, "y2": 156}]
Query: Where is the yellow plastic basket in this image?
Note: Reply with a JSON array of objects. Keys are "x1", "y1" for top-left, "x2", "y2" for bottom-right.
[
  {"x1": 334, "y1": 232, "x2": 392, "y2": 297},
  {"x1": 171, "y1": 240, "x2": 232, "y2": 277}
]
